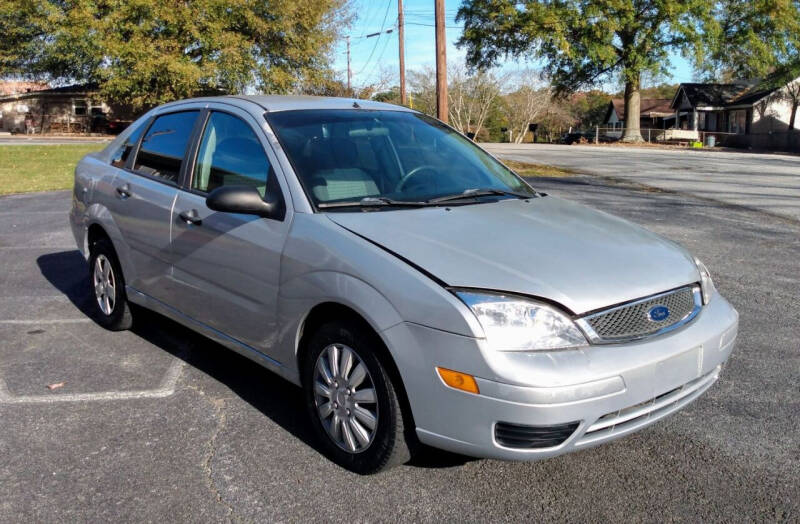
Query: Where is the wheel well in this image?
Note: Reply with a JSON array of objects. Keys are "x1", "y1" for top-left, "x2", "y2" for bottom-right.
[
  {"x1": 297, "y1": 302, "x2": 417, "y2": 431},
  {"x1": 87, "y1": 223, "x2": 111, "y2": 251}
]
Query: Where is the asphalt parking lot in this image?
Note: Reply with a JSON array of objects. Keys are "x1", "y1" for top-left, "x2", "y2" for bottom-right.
[
  {"x1": 1, "y1": 174, "x2": 798, "y2": 521},
  {"x1": 485, "y1": 143, "x2": 800, "y2": 222}
]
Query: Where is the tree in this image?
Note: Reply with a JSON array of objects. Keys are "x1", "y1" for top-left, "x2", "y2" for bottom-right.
[
  {"x1": 1, "y1": 0, "x2": 350, "y2": 111},
  {"x1": 500, "y1": 70, "x2": 554, "y2": 144},
  {"x1": 766, "y1": 63, "x2": 800, "y2": 130},
  {"x1": 407, "y1": 66, "x2": 437, "y2": 117},
  {"x1": 632, "y1": 83, "x2": 680, "y2": 99},
  {"x1": 0, "y1": 2, "x2": 44, "y2": 76},
  {"x1": 697, "y1": 0, "x2": 800, "y2": 81},
  {"x1": 696, "y1": 1, "x2": 800, "y2": 130},
  {"x1": 572, "y1": 90, "x2": 612, "y2": 129},
  {"x1": 448, "y1": 66, "x2": 505, "y2": 139},
  {"x1": 783, "y1": 78, "x2": 800, "y2": 130},
  {"x1": 456, "y1": 0, "x2": 713, "y2": 142}
]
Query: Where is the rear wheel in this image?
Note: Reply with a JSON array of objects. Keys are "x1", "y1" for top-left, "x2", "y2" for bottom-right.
[
  {"x1": 302, "y1": 320, "x2": 410, "y2": 474},
  {"x1": 88, "y1": 238, "x2": 133, "y2": 331}
]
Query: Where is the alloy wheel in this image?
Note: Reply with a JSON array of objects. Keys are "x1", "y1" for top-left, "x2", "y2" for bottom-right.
[
  {"x1": 93, "y1": 254, "x2": 116, "y2": 316},
  {"x1": 313, "y1": 343, "x2": 379, "y2": 453}
]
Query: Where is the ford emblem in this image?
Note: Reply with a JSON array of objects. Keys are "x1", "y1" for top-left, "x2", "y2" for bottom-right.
[{"x1": 648, "y1": 305, "x2": 670, "y2": 322}]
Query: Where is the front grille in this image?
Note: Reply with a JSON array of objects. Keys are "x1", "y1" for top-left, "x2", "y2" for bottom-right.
[
  {"x1": 494, "y1": 421, "x2": 579, "y2": 449},
  {"x1": 578, "y1": 286, "x2": 700, "y2": 343}
]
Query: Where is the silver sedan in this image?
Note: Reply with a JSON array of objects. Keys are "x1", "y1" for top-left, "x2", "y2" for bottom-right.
[{"x1": 70, "y1": 96, "x2": 738, "y2": 473}]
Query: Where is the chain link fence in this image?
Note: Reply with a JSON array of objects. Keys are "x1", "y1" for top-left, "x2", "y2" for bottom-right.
[{"x1": 578, "y1": 127, "x2": 799, "y2": 151}]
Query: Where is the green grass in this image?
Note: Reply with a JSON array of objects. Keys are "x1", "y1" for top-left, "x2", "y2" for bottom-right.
[
  {"x1": 0, "y1": 145, "x2": 575, "y2": 196},
  {"x1": 499, "y1": 158, "x2": 577, "y2": 178},
  {"x1": 0, "y1": 144, "x2": 105, "y2": 196}
]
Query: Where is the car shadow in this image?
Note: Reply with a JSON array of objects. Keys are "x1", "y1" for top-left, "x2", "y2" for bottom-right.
[
  {"x1": 36, "y1": 250, "x2": 96, "y2": 317},
  {"x1": 36, "y1": 249, "x2": 473, "y2": 470}
]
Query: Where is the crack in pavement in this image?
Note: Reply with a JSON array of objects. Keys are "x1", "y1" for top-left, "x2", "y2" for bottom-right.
[{"x1": 193, "y1": 386, "x2": 239, "y2": 522}]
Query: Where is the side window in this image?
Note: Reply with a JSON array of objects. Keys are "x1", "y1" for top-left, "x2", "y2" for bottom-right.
[
  {"x1": 192, "y1": 112, "x2": 272, "y2": 196},
  {"x1": 110, "y1": 120, "x2": 147, "y2": 168},
  {"x1": 133, "y1": 111, "x2": 199, "y2": 184}
]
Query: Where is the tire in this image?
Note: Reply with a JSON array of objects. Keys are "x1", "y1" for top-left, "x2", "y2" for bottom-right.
[
  {"x1": 88, "y1": 238, "x2": 133, "y2": 331},
  {"x1": 302, "y1": 320, "x2": 411, "y2": 474}
]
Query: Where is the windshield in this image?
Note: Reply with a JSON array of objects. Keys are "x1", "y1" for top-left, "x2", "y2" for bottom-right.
[{"x1": 266, "y1": 109, "x2": 535, "y2": 208}]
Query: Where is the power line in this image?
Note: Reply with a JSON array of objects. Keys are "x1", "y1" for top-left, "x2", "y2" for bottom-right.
[
  {"x1": 353, "y1": 0, "x2": 393, "y2": 76},
  {"x1": 364, "y1": 22, "x2": 396, "y2": 80},
  {"x1": 356, "y1": 1, "x2": 380, "y2": 37},
  {"x1": 405, "y1": 22, "x2": 461, "y2": 29}
]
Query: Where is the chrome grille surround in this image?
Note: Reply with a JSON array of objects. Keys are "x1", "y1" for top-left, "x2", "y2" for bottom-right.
[{"x1": 576, "y1": 285, "x2": 702, "y2": 344}]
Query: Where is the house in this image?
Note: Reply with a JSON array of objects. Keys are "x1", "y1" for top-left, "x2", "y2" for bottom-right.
[
  {"x1": 0, "y1": 83, "x2": 114, "y2": 134},
  {"x1": 603, "y1": 98, "x2": 674, "y2": 132},
  {"x1": 668, "y1": 80, "x2": 795, "y2": 135},
  {"x1": 0, "y1": 80, "x2": 49, "y2": 96}
]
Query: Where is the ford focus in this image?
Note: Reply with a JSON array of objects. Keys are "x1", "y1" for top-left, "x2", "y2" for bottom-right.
[{"x1": 69, "y1": 96, "x2": 738, "y2": 473}]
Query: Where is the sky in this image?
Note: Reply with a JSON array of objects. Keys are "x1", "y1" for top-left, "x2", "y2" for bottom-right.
[{"x1": 332, "y1": 0, "x2": 696, "y2": 92}]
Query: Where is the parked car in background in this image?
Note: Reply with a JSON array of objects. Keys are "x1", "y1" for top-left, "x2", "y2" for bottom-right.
[{"x1": 70, "y1": 96, "x2": 738, "y2": 473}]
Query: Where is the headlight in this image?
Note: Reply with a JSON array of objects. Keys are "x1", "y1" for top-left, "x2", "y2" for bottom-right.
[
  {"x1": 694, "y1": 258, "x2": 715, "y2": 305},
  {"x1": 456, "y1": 291, "x2": 587, "y2": 351}
]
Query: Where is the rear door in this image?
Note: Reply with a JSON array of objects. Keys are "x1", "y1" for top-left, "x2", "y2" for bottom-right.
[
  {"x1": 110, "y1": 109, "x2": 201, "y2": 301},
  {"x1": 169, "y1": 106, "x2": 292, "y2": 353}
]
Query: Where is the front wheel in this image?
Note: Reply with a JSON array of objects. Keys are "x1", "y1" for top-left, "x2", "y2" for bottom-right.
[{"x1": 302, "y1": 321, "x2": 410, "y2": 474}]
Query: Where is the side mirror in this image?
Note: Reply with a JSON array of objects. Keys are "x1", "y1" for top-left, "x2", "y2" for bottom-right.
[{"x1": 205, "y1": 185, "x2": 283, "y2": 220}]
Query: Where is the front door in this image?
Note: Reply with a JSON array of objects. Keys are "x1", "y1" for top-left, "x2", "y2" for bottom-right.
[
  {"x1": 110, "y1": 110, "x2": 200, "y2": 301},
  {"x1": 169, "y1": 109, "x2": 291, "y2": 353}
]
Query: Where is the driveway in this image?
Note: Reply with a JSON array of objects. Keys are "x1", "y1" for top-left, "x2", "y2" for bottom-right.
[
  {"x1": 0, "y1": 181, "x2": 797, "y2": 521},
  {"x1": 485, "y1": 143, "x2": 800, "y2": 222}
]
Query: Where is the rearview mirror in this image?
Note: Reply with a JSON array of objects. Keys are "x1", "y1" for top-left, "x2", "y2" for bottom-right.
[{"x1": 205, "y1": 185, "x2": 283, "y2": 220}]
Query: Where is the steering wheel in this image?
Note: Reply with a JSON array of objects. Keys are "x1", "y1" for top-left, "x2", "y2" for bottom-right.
[{"x1": 395, "y1": 165, "x2": 439, "y2": 193}]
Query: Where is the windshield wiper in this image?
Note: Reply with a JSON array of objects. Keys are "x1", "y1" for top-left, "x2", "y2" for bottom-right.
[
  {"x1": 317, "y1": 196, "x2": 429, "y2": 209},
  {"x1": 427, "y1": 188, "x2": 536, "y2": 204}
]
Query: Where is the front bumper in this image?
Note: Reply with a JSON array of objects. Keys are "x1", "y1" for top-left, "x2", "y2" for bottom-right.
[{"x1": 381, "y1": 291, "x2": 738, "y2": 460}]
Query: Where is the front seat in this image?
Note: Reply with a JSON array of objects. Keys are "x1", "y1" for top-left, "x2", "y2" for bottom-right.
[{"x1": 308, "y1": 138, "x2": 379, "y2": 202}]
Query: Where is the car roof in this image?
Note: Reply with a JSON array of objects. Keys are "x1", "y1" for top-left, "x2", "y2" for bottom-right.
[{"x1": 158, "y1": 95, "x2": 416, "y2": 114}]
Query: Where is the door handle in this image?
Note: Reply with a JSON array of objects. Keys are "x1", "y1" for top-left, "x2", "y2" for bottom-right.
[
  {"x1": 115, "y1": 184, "x2": 131, "y2": 199},
  {"x1": 179, "y1": 209, "x2": 202, "y2": 226}
]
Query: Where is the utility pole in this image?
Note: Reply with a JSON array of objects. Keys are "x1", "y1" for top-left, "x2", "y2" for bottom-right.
[
  {"x1": 398, "y1": 0, "x2": 406, "y2": 105},
  {"x1": 346, "y1": 36, "x2": 352, "y2": 93},
  {"x1": 435, "y1": 0, "x2": 447, "y2": 122}
]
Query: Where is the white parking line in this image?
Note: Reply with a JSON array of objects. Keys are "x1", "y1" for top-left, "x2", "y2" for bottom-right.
[
  {"x1": 0, "y1": 357, "x2": 185, "y2": 404},
  {"x1": 0, "y1": 246, "x2": 77, "y2": 250},
  {"x1": 0, "y1": 319, "x2": 93, "y2": 324},
  {"x1": 0, "y1": 211, "x2": 67, "y2": 215}
]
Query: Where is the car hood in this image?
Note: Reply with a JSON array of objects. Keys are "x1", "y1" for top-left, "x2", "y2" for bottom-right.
[{"x1": 326, "y1": 196, "x2": 700, "y2": 315}]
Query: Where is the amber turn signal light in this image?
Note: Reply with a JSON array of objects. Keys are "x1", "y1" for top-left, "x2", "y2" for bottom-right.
[{"x1": 436, "y1": 367, "x2": 480, "y2": 394}]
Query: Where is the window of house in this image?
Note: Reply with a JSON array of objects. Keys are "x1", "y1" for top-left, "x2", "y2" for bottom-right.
[
  {"x1": 73, "y1": 99, "x2": 88, "y2": 116},
  {"x1": 132, "y1": 111, "x2": 199, "y2": 183},
  {"x1": 728, "y1": 110, "x2": 747, "y2": 134},
  {"x1": 192, "y1": 112, "x2": 272, "y2": 195},
  {"x1": 707, "y1": 113, "x2": 717, "y2": 131}
]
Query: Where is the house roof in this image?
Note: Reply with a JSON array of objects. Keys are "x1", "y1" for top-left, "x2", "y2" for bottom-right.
[
  {"x1": 0, "y1": 83, "x2": 99, "y2": 103},
  {"x1": 730, "y1": 87, "x2": 780, "y2": 107},
  {"x1": 607, "y1": 98, "x2": 673, "y2": 121},
  {"x1": 0, "y1": 81, "x2": 49, "y2": 96},
  {"x1": 674, "y1": 83, "x2": 749, "y2": 108},
  {"x1": 671, "y1": 81, "x2": 781, "y2": 109}
]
